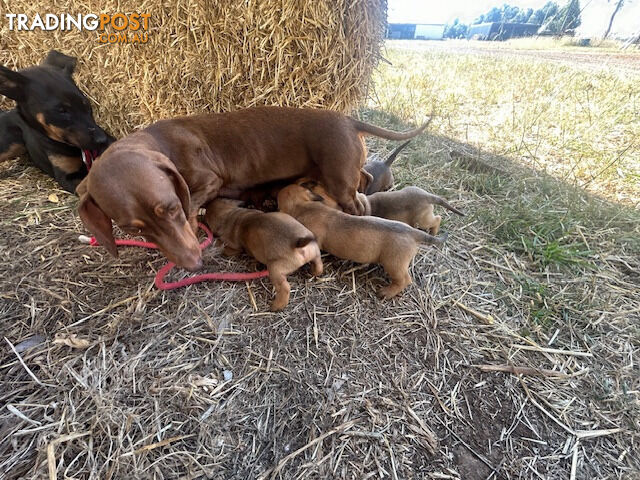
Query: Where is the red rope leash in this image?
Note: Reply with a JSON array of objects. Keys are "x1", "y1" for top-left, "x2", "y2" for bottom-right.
[{"x1": 80, "y1": 222, "x2": 269, "y2": 290}]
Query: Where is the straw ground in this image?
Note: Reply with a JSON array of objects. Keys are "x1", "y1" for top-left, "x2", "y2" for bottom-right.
[{"x1": 1, "y1": 43, "x2": 639, "y2": 478}]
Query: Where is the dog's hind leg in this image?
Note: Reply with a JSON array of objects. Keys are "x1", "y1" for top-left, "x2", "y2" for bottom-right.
[
  {"x1": 378, "y1": 254, "x2": 414, "y2": 299},
  {"x1": 378, "y1": 267, "x2": 412, "y2": 300},
  {"x1": 428, "y1": 215, "x2": 442, "y2": 236},
  {"x1": 315, "y1": 131, "x2": 367, "y2": 215},
  {"x1": 268, "y1": 263, "x2": 292, "y2": 311}
]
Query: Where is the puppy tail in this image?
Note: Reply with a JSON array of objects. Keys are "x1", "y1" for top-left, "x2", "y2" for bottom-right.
[
  {"x1": 428, "y1": 194, "x2": 465, "y2": 216},
  {"x1": 295, "y1": 235, "x2": 315, "y2": 249},
  {"x1": 384, "y1": 140, "x2": 411, "y2": 166},
  {"x1": 352, "y1": 116, "x2": 432, "y2": 141},
  {"x1": 416, "y1": 230, "x2": 448, "y2": 247}
]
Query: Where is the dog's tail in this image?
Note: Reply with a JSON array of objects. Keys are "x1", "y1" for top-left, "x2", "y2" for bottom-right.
[
  {"x1": 384, "y1": 140, "x2": 411, "y2": 166},
  {"x1": 352, "y1": 116, "x2": 432, "y2": 141},
  {"x1": 415, "y1": 230, "x2": 448, "y2": 247},
  {"x1": 294, "y1": 235, "x2": 315, "y2": 249},
  {"x1": 423, "y1": 193, "x2": 465, "y2": 216}
]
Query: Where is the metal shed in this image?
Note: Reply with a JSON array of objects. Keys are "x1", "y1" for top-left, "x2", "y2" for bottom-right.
[
  {"x1": 467, "y1": 22, "x2": 540, "y2": 41},
  {"x1": 387, "y1": 23, "x2": 445, "y2": 40}
]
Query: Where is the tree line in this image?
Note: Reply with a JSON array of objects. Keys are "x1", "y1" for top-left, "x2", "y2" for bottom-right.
[{"x1": 444, "y1": 1, "x2": 584, "y2": 39}]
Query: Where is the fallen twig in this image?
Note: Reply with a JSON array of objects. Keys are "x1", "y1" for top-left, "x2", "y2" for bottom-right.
[
  {"x1": 120, "y1": 434, "x2": 195, "y2": 457},
  {"x1": 471, "y1": 364, "x2": 568, "y2": 378},
  {"x1": 452, "y1": 300, "x2": 495, "y2": 324}
]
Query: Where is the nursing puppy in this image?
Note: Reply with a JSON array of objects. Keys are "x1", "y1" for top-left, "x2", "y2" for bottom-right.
[
  {"x1": 362, "y1": 140, "x2": 411, "y2": 194},
  {"x1": 204, "y1": 198, "x2": 322, "y2": 311},
  {"x1": 357, "y1": 186, "x2": 464, "y2": 235},
  {"x1": 277, "y1": 184, "x2": 446, "y2": 299}
]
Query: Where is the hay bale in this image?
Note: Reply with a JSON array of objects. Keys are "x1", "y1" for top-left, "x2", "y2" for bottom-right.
[{"x1": 0, "y1": 0, "x2": 386, "y2": 138}]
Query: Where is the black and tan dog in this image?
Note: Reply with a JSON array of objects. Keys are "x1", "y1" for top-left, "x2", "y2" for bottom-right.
[
  {"x1": 205, "y1": 198, "x2": 323, "y2": 311},
  {"x1": 277, "y1": 183, "x2": 446, "y2": 299},
  {"x1": 358, "y1": 186, "x2": 464, "y2": 235},
  {"x1": 0, "y1": 50, "x2": 113, "y2": 192}
]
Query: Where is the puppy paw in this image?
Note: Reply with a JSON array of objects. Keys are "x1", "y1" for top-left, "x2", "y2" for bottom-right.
[
  {"x1": 377, "y1": 285, "x2": 400, "y2": 300},
  {"x1": 310, "y1": 258, "x2": 323, "y2": 276},
  {"x1": 270, "y1": 299, "x2": 288, "y2": 311}
]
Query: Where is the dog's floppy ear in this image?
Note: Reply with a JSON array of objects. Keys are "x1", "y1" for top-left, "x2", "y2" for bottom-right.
[
  {"x1": 358, "y1": 169, "x2": 373, "y2": 193},
  {"x1": 75, "y1": 177, "x2": 88, "y2": 197},
  {"x1": 170, "y1": 168, "x2": 191, "y2": 215},
  {"x1": 78, "y1": 193, "x2": 118, "y2": 257},
  {"x1": 152, "y1": 156, "x2": 191, "y2": 216},
  {"x1": 0, "y1": 65, "x2": 28, "y2": 101},
  {"x1": 42, "y1": 50, "x2": 77, "y2": 76}
]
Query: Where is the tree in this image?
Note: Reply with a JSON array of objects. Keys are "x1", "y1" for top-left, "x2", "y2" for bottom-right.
[
  {"x1": 603, "y1": 0, "x2": 624, "y2": 39},
  {"x1": 514, "y1": 8, "x2": 534, "y2": 23},
  {"x1": 444, "y1": 18, "x2": 469, "y2": 38},
  {"x1": 501, "y1": 4, "x2": 522, "y2": 22},
  {"x1": 485, "y1": 7, "x2": 503, "y2": 22},
  {"x1": 544, "y1": 0, "x2": 581, "y2": 34},
  {"x1": 530, "y1": 1, "x2": 559, "y2": 25},
  {"x1": 473, "y1": 3, "x2": 557, "y2": 26}
]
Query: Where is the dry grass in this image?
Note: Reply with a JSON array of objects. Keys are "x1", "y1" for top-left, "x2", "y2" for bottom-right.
[
  {"x1": 2, "y1": 39, "x2": 640, "y2": 480},
  {"x1": 0, "y1": 0, "x2": 386, "y2": 135},
  {"x1": 487, "y1": 37, "x2": 627, "y2": 52},
  {"x1": 373, "y1": 42, "x2": 640, "y2": 205}
]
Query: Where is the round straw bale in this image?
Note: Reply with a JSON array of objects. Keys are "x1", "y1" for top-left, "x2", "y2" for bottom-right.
[{"x1": 0, "y1": 0, "x2": 387, "y2": 138}]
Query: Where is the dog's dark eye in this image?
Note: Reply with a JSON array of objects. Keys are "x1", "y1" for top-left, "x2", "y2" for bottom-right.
[{"x1": 58, "y1": 105, "x2": 69, "y2": 114}]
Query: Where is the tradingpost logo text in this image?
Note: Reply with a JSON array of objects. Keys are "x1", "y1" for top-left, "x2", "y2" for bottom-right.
[{"x1": 4, "y1": 13, "x2": 151, "y2": 44}]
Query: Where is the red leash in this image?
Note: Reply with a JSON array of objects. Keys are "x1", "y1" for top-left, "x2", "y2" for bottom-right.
[{"x1": 79, "y1": 222, "x2": 269, "y2": 290}]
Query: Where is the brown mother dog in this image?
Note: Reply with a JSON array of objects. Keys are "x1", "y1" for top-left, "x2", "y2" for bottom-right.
[{"x1": 77, "y1": 106, "x2": 427, "y2": 270}]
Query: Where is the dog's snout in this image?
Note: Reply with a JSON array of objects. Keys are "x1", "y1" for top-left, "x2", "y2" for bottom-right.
[{"x1": 182, "y1": 254, "x2": 203, "y2": 272}]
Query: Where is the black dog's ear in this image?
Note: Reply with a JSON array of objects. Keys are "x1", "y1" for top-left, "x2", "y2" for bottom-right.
[
  {"x1": 42, "y1": 50, "x2": 77, "y2": 76},
  {"x1": 0, "y1": 65, "x2": 28, "y2": 101}
]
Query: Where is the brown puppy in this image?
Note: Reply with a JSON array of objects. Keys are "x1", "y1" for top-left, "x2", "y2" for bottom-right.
[
  {"x1": 277, "y1": 184, "x2": 446, "y2": 299},
  {"x1": 362, "y1": 140, "x2": 411, "y2": 194},
  {"x1": 204, "y1": 198, "x2": 322, "y2": 311},
  {"x1": 357, "y1": 186, "x2": 464, "y2": 235},
  {"x1": 77, "y1": 106, "x2": 428, "y2": 270}
]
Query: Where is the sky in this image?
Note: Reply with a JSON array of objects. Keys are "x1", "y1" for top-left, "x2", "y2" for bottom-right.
[{"x1": 388, "y1": 0, "x2": 640, "y2": 36}]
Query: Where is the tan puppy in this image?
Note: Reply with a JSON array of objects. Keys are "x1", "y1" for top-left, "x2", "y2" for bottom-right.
[
  {"x1": 204, "y1": 198, "x2": 323, "y2": 311},
  {"x1": 356, "y1": 186, "x2": 464, "y2": 235},
  {"x1": 277, "y1": 184, "x2": 446, "y2": 299}
]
